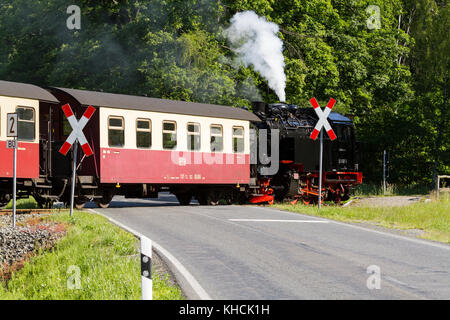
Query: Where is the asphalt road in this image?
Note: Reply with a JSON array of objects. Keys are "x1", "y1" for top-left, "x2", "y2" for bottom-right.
[{"x1": 91, "y1": 194, "x2": 450, "y2": 300}]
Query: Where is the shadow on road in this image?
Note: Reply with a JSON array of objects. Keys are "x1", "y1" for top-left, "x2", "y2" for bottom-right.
[{"x1": 85, "y1": 193, "x2": 199, "y2": 209}]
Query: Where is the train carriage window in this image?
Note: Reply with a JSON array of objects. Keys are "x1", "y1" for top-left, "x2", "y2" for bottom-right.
[
  {"x1": 232, "y1": 126, "x2": 244, "y2": 153},
  {"x1": 136, "y1": 119, "x2": 152, "y2": 148},
  {"x1": 187, "y1": 122, "x2": 200, "y2": 151},
  {"x1": 162, "y1": 121, "x2": 177, "y2": 149},
  {"x1": 16, "y1": 107, "x2": 35, "y2": 141},
  {"x1": 210, "y1": 125, "x2": 223, "y2": 152},
  {"x1": 108, "y1": 116, "x2": 124, "y2": 147}
]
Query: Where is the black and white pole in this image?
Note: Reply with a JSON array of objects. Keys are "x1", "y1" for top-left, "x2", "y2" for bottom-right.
[
  {"x1": 318, "y1": 129, "x2": 323, "y2": 209},
  {"x1": 140, "y1": 236, "x2": 152, "y2": 300},
  {"x1": 69, "y1": 143, "x2": 78, "y2": 217}
]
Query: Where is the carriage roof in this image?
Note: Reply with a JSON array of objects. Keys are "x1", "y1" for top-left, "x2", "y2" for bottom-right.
[
  {"x1": 0, "y1": 80, "x2": 58, "y2": 103},
  {"x1": 51, "y1": 87, "x2": 261, "y2": 122}
]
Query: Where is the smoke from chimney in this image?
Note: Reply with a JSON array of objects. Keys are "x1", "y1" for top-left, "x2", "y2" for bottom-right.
[{"x1": 225, "y1": 11, "x2": 286, "y2": 102}]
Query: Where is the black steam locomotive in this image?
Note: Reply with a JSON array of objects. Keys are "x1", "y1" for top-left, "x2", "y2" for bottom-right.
[{"x1": 250, "y1": 101, "x2": 362, "y2": 205}]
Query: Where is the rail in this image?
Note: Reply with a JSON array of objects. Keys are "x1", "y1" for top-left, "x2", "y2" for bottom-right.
[{"x1": 0, "y1": 208, "x2": 64, "y2": 216}]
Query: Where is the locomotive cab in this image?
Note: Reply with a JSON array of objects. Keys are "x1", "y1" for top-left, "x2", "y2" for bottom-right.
[{"x1": 252, "y1": 101, "x2": 362, "y2": 204}]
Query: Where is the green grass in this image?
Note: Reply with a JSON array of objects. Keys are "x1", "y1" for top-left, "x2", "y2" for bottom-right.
[
  {"x1": 0, "y1": 211, "x2": 184, "y2": 300},
  {"x1": 274, "y1": 199, "x2": 450, "y2": 243},
  {"x1": 5, "y1": 196, "x2": 39, "y2": 209}
]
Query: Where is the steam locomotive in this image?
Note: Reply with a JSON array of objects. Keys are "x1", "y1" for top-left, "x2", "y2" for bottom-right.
[
  {"x1": 250, "y1": 101, "x2": 362, "y2": 205},
  {"x1": 0, "y1": 80, "x2": 361, "y2": 208}
]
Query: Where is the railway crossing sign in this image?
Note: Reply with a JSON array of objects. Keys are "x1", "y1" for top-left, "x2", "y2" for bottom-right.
[
  {"x1": 59, "y1": 104, "x2": 95, "y2": 156},
  {"x1": 309, "y1": 97, "x2": 337, "y2": 141},
  {"x1": 59, "y1": 104, "x2": 95, "y2": 217},
  {"x1": 309, "y1": 97, "x2": 337, "y2": 209}
]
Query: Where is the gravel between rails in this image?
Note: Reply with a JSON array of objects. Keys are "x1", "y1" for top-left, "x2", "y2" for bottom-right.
[{"x1": 0, "y1": 214, "x2": 65, "y2": 267}]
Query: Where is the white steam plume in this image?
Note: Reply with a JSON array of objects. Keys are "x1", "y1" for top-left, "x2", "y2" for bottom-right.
[{"x1": 225, "y1": 11, "x2": 286, "y2": 102}]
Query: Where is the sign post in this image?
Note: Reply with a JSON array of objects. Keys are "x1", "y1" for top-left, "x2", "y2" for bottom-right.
[
  {"x1": 7, "y1": 113, "x2": 18, "y2": 227},
  {"x1": 59, "y1": 104, "x2": 95, "y2": 216},
  {"x1": 309, "y1": 98, "x2": 337, "y2": 209},
  {"x1": 319, "y1": 129, "x2": 323, "y2": 208},
  {"x1": 69, "y1": 143, "x2": 78, "y2": 217}
]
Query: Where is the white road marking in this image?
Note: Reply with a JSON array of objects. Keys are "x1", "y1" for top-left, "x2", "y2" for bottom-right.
[{"x1": 229, "y1": 219, "x2": 329, "y2": 223}]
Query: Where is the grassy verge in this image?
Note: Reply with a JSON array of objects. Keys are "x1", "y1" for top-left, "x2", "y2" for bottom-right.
[
  {"x1": 274, "y1": 199, "x2": 450, "y2": 243},
  {"x1": 0, "y1": 211, "x2": 184, "y2": 300}
]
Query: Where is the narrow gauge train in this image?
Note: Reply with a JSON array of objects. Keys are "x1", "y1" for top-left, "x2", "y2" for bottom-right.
[{"x1": 0, "y1": 80, "x2": 362, "y2": 208}]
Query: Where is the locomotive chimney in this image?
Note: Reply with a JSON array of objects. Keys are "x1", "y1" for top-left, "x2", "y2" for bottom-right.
[{"x1": 252, "y1": 101, "x2": 267, "y2": 114}]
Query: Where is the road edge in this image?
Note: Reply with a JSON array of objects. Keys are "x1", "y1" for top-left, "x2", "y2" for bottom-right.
[{"x1": 88, "y1": 208, "x2": 212, "y2": 300}]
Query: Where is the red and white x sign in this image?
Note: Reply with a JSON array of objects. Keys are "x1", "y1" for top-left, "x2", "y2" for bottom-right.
[
  {"x1": 59, "y1": 104, "x2": 96, "y2": 157},
  {"x1": 309, "y1": 97, "x2": 337, "y2": 141}
]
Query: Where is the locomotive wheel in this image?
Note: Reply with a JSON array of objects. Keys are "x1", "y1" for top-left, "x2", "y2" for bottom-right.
[
  {"x1": 96, "y1": 199, "x2": 111, "y2": 208},
  {"x1": 96, "y1": 190, "x2": 114, "y2": 209},
  {"x1": 333, "y1": 193, "x2": 341, "y2": 205},
  {"x1": 75, "y1": 200, "x2": 86, "y2": 209},
  {"x1": 35, "y1": 196, "x2": 48, "y2": 209},
  {"x1": 208, "y1": 192, "x2": 220, "y2": 206},
  {"x1": 176, "y1": 193, "x2": 192, "y2": 205},
  {"x1": 197, "y1": 192, "x2": 219, "y2": 206},
  {"x1": 302, "y1": 196, "x2": 311, "y2": 205}
]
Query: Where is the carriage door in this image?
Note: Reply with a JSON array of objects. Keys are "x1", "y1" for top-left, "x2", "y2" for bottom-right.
[
  {"x1": 38, "y1": 103, "x2": 51, "y2": 177},
  {"x1": 49, "y1": 104, "x2": 72, "y2": 177}
]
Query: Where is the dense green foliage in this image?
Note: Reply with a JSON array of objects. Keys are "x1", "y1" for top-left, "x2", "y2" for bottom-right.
[{"x1": 0, "y1": 0, "x2": 448, "y2": 185}]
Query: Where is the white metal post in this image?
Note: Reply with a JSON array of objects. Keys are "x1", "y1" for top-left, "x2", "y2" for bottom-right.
[
  {"x1": 12, "y1": 136, "x2": 17, "y2": 228},
  {"x1": 140, "y1": 236, "x2": 152, "y2": 300},
  {"x1": 70, "y1": 143, "x2": 78, "y2": 217},
  {"x1": 318, "y1": 129, "x2": 323, "y2": 209}
]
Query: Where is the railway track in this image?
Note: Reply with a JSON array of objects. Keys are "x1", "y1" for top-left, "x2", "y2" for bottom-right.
[{"x1": 0, "y1": 208, "x2": 64, "y2": 216}]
